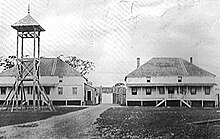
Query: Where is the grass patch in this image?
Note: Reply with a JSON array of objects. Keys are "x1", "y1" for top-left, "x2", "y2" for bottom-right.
[
  {"x1": 0, "y1": 107, "x2": 87, "y2": 127},
  {"x1": 95, "y1": 107, "x2": 220, "y2": 138}
]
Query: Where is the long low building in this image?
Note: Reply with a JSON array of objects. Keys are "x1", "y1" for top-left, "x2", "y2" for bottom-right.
[
  {"x1": 125, "y1": 57, "x2": 218, "y2": 107},
  {"x1": 0, "y1": 57, "x2": 96, "y2": 106}
]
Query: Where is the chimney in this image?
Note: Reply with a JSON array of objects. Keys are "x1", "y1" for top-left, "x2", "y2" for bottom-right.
[
  {"x1": 190, "y1": 57, "x2": 193, "y2": 64},
  {"x1": 137, "y1": 57, "x2": 140, "y2": 68}
]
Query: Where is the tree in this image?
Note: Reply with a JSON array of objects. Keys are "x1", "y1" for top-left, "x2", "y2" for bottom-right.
[
  {"x1": 0, "y1": 55, "x2": 95, "y2": 76},
  {"x1": 114, "y1": 82, "x2": 125, "y2": 87},
  {"x1": 0, "y1": 55, "x2": 16, "y2": 71},
  {"x1": 58, "y1": 55, "x2": 95, "y2": 76}
]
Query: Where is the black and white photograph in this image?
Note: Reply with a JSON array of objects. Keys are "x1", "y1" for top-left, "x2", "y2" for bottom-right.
[{"x1": 0, "y1": 0, "x2": 220, "y2": 138}]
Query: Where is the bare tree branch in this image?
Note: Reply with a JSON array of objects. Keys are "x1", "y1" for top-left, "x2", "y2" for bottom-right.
[{"x1": 211, "y1": 15, "x2": 220, "y2": 31}]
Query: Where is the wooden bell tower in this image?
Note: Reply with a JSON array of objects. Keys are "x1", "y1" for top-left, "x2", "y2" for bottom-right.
[{"x1": 2, "y1": 6, "x2": 55, "y2": 111}]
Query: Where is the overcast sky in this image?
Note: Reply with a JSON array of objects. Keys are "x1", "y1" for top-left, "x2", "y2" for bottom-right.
[{"x1": 1, "y1": 0, "x2": 220, "y2": 86}]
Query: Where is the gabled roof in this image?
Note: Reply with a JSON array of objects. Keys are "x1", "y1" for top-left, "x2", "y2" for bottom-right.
[
  {"x1": 11, "y1": 14, "x2": 45, "y2": 32},
  {"x1": 84, "y1": 83, "x2": 97, "y2": 90},
  {"x1": 126, "y1": 57, "x2": 216, "y2": 78},
  {"x1": 0, "y1": 58, "x2": 82, "y2": 77}
]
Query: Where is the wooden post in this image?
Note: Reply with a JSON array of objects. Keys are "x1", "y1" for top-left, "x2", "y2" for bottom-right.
[
  {"x1": 37, "y1": 31, "x2": 40, "y2": 110},
  {"x1": 20, "y1": 32, "x2": 24, "y2": 111},
  {"x1": 20, "y1": 85, "x2": 22, "y2": 111},
  {"x1": 41, "y1": 98, "x2": 44, "y2": 107},
  {"x1": 218, "y1": 94, "x2": 220, "y2": 108},
  {"x1": 140, "y1": 87, "x2": 142, "y2": 95},
  {"x1": 21, "y1": 32, "x2": 24, "y2": 58},
  {"x1": 164, "y1": 86, "x2": 167, "y2": 99},
  {"x1": 33, "y1": 30, "x2": 36, "y2": 111},
  {"x1": 165, "y1": 86, "x2": 167, "y2": 106},
  {"x1": 141, "y1": 87, "x2": 143, "y2": 106},
  {"x1": 186, "y1": 86, "x2": 189, "y2": 103},
  {"x1": 6, "y1": 96, "x2": 8, "y2": 105},
  {"x1": 202, "y1": 87, "x2": 204, "y2": 108},
  {"x1": 23, "y1": 86, "x2": 26, "y2": 109},
  {"x1": 125, "y1": 87, "x2": 127, "y2": 106},
  {"x1": 15, "y1": 31, "x2": 19, "y2": 111},
  {"x1": 155, "y1": 87, "x2": 158, "y2": 105},
  {"x1": 11, "y1": 83, "x2": 20, "y2": 112},
  {"x1": 37, "y1": 32, "x2": 40, "y2": 83},
  {"x1": 186, "y1": 86, "x2": 188, "y2": 95},
  {"x1": 39, "y1": 92, "x2": 41, "y2": 110},
  {"x1": 38, "y1": 32, "x2": 40, "y2": 59},
  {"x1": 11, "y1": 95, "x2": 15, "y2": 112},
  {"x1": 100, "y1": 86, "x2": 102, "y2": 104}
]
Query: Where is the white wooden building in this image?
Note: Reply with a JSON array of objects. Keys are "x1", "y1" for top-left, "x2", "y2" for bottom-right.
[
  {"x1": 125, "y1": 57, "x2": 218, "y2": 107},
  {"x1": 0, "y1": 57, "x2": 88, "y2": 106}
]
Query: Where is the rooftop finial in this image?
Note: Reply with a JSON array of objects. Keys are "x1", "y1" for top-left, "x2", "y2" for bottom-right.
[{"x1": 28, "y1": 4, "x2": 30, "y2": 14}]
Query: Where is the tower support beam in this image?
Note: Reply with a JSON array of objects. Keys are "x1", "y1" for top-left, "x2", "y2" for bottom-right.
[{"x1": 2, "y1": 7, "x2": 55, "y2": 112}]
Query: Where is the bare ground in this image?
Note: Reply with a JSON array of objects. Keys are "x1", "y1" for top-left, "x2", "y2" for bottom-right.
[{"x1": 0, "y1": 104, "x2": 113, "y2": 139}]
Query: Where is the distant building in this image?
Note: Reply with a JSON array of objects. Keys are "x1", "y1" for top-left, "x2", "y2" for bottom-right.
[
  {"x1": 96, "y1": 86, "x2": 126, "y2": 105},
  {"x1": 100, "y1": 87, "x2": 114, "y2": 104},
  {"x1": 84, "y1": 83, "x2": 98, "y2": 105},
  {"x1": 113, "y1": 86, "x2": 126, "y2": 105},
  {"x1": 125, "y1": 57, "x2": 218, "y2": 107},
  {"x1": 0, "y1": 57, "x2": 95, "y2": 106}
]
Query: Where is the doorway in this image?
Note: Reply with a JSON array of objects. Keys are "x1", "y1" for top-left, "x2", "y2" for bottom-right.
[{"x1": 87, "y1": 91, "x2": 92, "y2": 101}]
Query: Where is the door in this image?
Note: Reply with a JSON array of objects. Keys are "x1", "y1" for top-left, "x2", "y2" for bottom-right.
[
  {"x1": 87, "y1": 91, "x2": 92, "y2": 101},
  {"x1": 168, "y1": 87, "x2": 175, "y2": 98}
]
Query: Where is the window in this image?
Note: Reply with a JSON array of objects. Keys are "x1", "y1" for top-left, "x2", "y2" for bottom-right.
[
  {"x1": 158, "y1": 87, "x2": 165, "y2": 95},
  {"x1": 168, "y1": 87, "x2": 174, "y2": 94},
  {"x1": 204, "y1": 87, "x2": 210, "y2": 95},
  {"x1": 178, "y1": 76, "x2": 182, "y2": 82},
  {"x1": 58, "y1": 87, "x2": 63, "y2": 95},
  {"x1": 168, "y1": 87, "x2": 175, "y2": 94},
  {"x1": 1, "y1": 87, "x2": 7, "y2": 95},
  {"x1": 146, "y1": 87, "x2": 151, "y2": 95},
  {"x1": 59, "y1": 76, "x2": 63, "y2": 83},
  {"x1": 27, "y1": 87, "x2": 33, "y2": 95},
  {"x1": 147, "y1": 77, "x2": 151, "y2": 83},
  {"x1": 24, "y1": 87, "x2": 28, "y2": 95},
  {"x1": 131, "y1": 88, "x2": 137, "y2": 95},
  {"x1": 29, "y1": 87, "x2": 39, "y2": 95},
  {"x1": 72, "y1": 87, "x2": 77, "y2": 95},
  {"x1": 179, "y1": 87, "x2": 187, "y2": 94},
  {"x1": 190, "y1": 87, "x2": 196, "y2": 95},
  {"x1": 44, "y1": 87, "x2": 50, "y2": 95},
  {"x1": 8, "y1": 87, "x2": 12, "y2": 93}
]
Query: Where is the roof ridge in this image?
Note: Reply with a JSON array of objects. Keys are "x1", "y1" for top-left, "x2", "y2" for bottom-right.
[
  {"x1": 179, "y1": 58, "x2": 188, "y2": 75},
  {"x1": 51, "y1": 59, "x2": 57, "y2": 76},
  {"x1": 182, "y1": 59, "x2": 216, "y2": 77},
  {"x1": 153, "y1": 57, "x2": 180, "y2": 59}
]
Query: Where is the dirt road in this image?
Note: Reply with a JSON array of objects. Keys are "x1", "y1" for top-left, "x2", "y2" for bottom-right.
[{"x1": 0, "y1": 104, "x2": 113, "y2": 139}]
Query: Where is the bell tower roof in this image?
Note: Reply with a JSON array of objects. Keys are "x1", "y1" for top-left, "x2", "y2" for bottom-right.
[{"x1": 11, "y1": 6, "x2": 45, "y2": 32}]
